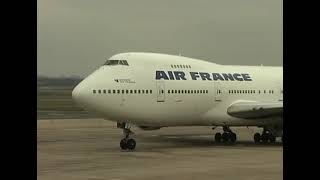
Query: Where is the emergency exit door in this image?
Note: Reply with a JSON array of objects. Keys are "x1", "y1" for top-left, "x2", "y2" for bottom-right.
[{"x1": 156, "y1": 81, "x2": 165, "y2": 102}]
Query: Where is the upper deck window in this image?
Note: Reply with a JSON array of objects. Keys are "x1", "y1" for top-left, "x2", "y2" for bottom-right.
[{"x1": 104, "y1": 60, "x2": 129, "y2": 66}]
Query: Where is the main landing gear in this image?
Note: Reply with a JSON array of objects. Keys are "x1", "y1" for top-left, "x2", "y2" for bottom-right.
[
  {"x1": 253, "y1": 128, "x2": 277, "y2": 143},
  {"x1": 117, "y1": 123, "x2": 136, "y2": 150},
  {"x1": 214, "y1": 126, "x2": 237, "y2": 144}
]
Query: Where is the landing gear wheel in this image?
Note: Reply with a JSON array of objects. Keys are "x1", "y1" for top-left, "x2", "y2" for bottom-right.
[
  {"x1": 120, "y1": 139, "x2": 128, "y2": 150},
  {"x1": 261, "y1": 133, "x2": 269, "y2": 143},
  {"x1": 269, "y1": 135, "x2": 276, "y2": 143},
  {"x1": 230, "y1": 133, "x2": 237, "y2": 143},
  {"x1": 254, "y1": 133, "x2": 261, "y2": 143},
  {"x1": 126, "y1": 139, "x2": 136, "y2": 150},
  {"x1": 215, "y1": 133, "x2": 222, "y2": 142},
  {"x1": 222, "y1": 132, "x2": 229, "y2": 142}
]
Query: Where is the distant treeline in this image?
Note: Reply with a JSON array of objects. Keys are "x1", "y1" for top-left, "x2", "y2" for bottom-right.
[{"x1": 37, "y1": 76, "x2": 83, "y2": 87}]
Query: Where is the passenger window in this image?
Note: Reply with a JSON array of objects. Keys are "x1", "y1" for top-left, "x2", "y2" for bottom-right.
[
  {"x1": 175, "y1": 90, "x2": 177, "y2": 94},
  {"x1": 138, "y1": 90, "x2": 141, "y2": 94},
  {"x1": 168, "y1": 90, "x2": 170, "y2": 93},
  {"x1": 174, "y1": 65, "x2": 177, "y2": 68},
  {"x1": 97, "y1": 90, "x2": 100, "y2": 94},
  {"x1": 181, "y1": 90, "x2": 184, "y2": 94},
  {"x1": 142, "y1": 90, "x2": 145, "y2": 94},
  {"x1": 188, "y1": 90, "x2": 190, "y2": 94},
  {"x1": 108, "y1": 90, "x2": 111, "y2": 94},
  {"x1": 178, "y1": 90, "x2": 180, "y2": 94},
  {"x1": 122, "y1": 90, "x2": 125, "y2": 94},
  {"x1": 130, "y1": 90, "x2": 133, "y2": 94},
  {"x1": 103, "y1": 90, "x2": 106, "y2": 94},
  {"x1": 150, "y1": 90, "x2": 152, "y2": 94},
  {"x1": 126, "y1": 90, "x2": 129, "y2": 94},
  {"x1": 146, "y1": 90, "x2": 149, "y2": 94},
  {"x1": 206, "y1": 90, "x2": 208, "y2": 93},
  {"x1": 112, "y1": 90, "x2": 115, "y2": 94},
  {"x1": 93, "y1": 90, "x2": 96, "y2": 94},
  {"x1": 117, "y1": 90, "x2": 120, "y2": 94},
  {"x1": 134, "y1": 90, "x2": 137, "y2": 94},
  {"x1": 171, "y1": 65, "x2": 173, "y2": 68}
]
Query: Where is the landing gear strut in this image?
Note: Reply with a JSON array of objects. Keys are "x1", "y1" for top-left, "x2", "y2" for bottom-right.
[
  {"x1": 254, "y1": 128, "x2": 276, "y2": 143},
  {"x1": 117, "y1": 123, "x2": 136, "y2": 150},
  {"x1": 214, "y1": 126, "x2": 237, "y2": 143}
]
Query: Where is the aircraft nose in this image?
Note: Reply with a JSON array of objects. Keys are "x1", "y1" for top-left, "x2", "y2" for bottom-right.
[{"x1": 72, "y1": 81, "x2": 86, "y2": 106}]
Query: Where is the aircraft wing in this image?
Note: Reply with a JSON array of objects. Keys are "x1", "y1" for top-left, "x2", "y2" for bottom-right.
[{"x1": 227, "y1": 101, "x2": 283, "y2": 119}]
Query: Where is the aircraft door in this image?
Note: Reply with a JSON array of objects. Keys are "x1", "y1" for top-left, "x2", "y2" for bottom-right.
[
  {"x1": 156, "y1": 81, "x2": 165, "y2": 102},
  {"x1": 279, "y1": 88, "x2": 283, "y2": 101},
  {"x1": 214, "y1": 82, "x2": 222, "y2": 101}
]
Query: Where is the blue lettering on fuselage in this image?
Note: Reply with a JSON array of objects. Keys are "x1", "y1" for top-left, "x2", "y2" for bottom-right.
[{"x1": 155, "y1": 71, "x2": 253, "y2": 81}]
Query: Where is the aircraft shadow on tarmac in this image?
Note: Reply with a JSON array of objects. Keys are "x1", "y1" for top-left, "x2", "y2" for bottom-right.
[{"x1": 138, "y1": 134, "x2": 283, "y2": 149}]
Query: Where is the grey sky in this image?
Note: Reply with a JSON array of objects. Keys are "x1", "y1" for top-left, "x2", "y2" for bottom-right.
[{"x1": 37, "y1": 0, "x2": 282, "y2": 77}]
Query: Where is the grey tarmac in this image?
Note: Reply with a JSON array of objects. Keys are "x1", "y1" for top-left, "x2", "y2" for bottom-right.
[{"x1": 37, "y1": 119, "x2": 283, "y2": 180}]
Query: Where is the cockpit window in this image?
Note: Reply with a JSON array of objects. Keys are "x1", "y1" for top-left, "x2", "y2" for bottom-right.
[{"x1": 104, "y1": 60, "x2": 129, "y2": 66}]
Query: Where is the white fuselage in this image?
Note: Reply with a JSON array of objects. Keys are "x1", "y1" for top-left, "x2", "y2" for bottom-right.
[{"x1": 72, "y1": 52, "x2": 283, "y2": 128}]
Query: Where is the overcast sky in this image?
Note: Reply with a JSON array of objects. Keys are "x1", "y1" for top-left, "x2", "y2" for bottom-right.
[{"x1": 37, "y1": 0, "x2": 282, "y2": 77}]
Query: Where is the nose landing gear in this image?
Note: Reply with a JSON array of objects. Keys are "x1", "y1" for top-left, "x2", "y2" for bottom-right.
[{"x1": 117, "y1": 123, "x2": 136, "y2": 150}]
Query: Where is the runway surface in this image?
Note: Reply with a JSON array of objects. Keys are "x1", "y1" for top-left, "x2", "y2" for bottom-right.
[{"x1": 37, "y1": 119, "x2": 283, "y2": 180}]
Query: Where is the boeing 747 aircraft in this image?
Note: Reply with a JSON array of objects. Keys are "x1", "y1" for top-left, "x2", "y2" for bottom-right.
[{"x1": 72, "y1": 52, "x2": 283, "y2": 150}]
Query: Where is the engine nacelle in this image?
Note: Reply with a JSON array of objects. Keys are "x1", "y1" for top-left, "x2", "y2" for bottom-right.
[{"x1": 138, "y1": 126, "x2": 162, "y2": 131}]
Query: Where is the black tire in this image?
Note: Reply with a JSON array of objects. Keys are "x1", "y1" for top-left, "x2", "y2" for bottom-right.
[
  {"x1": 222, "y1": 132, "x2": 229, "y2": 142},
  {"x1": 230, "y1": 133, "x2": 237, "y2": 143},
  {"x1": 120, "y1": 139, "x2": 127, "y2": 150},
  {"x1": 261, "y1": 134, "x2": 268, "y2": 143},
  {"x1": 269, "y1": 135, "x2": 276, "y2": 143},
  {"x1": 254, "y1": 133, "x2": 261, "y2": 143},
  {"x1": 126, "y1": 139, "x2": 136, "y2": 150},
  {"x1": 215, "y1": 133, "x2": 222, "y2": 142}
]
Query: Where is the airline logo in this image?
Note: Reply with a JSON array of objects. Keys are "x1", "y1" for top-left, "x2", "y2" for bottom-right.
[{"x1": 156, "y1": 71, "x2": 252, "y2": 81}]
